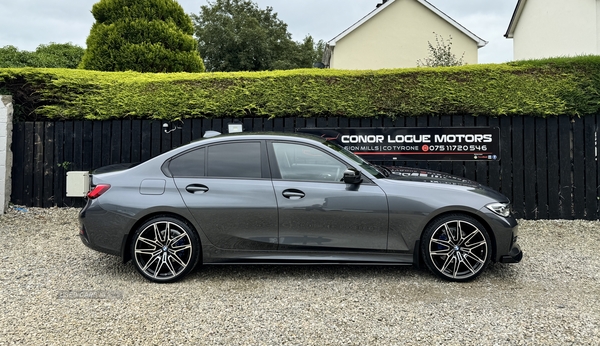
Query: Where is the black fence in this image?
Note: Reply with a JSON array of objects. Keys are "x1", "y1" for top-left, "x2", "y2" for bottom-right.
[{"x1": 10, "y1": 115, "x2": 600, "y2": 220}]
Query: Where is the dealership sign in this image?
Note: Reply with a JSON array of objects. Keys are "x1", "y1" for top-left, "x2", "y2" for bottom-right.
[{"x1": 297, "y1": 127, "x2": 500, "y2": 161}]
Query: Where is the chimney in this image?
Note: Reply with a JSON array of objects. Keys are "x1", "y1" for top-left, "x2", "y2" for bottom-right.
[{"x1": 376, "y1": 0, "x2": 388, "y2": 8}]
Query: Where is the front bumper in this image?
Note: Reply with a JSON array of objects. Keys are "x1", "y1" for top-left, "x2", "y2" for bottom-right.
[{"x1": 499, "y1": 242, "x2": 523, "y2": 263}]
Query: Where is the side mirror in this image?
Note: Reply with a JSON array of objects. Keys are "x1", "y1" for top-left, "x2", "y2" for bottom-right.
[{"x1": 343, "y1": 169, "x2": 362, "y2": 184}]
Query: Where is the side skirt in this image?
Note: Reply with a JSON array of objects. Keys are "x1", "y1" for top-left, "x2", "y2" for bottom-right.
[{"x1": 201, "y1": 247, "x2": 414, "y2": 265}]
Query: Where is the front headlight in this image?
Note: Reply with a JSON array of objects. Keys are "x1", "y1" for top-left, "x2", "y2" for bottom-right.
[{"x1": 486, "y1": 202, "x2": 511, "y2": 217}]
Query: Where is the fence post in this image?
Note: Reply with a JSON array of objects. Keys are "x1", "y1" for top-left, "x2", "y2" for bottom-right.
[{"x1": 0, "y1": 95, "x2": 13, "y2": 214}]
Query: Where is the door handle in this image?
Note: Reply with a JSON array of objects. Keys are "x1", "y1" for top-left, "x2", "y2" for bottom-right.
[
  {"x1": 282, "y1": 189, "x2": 305, "y2": 199},
  {"x1": 185, "y1": 184, "x2": 209, "y2": 194}
]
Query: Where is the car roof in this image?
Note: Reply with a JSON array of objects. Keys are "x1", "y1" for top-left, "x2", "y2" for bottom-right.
[
  {"x1": 192, "y1": 131, "x2": 326, "y2": 144},
  {"x1": 158, "y1": 131, "x2": 327, "y2": 158}
]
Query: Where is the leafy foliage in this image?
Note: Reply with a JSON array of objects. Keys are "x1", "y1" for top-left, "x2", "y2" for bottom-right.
[
  {"x1": 192, "y1": 0, "x2": 323, "y2": 71},
  {"x1": 1, "y1": 56, "x2": 600, "y2": 120},
  {"x1": 80, "y1": 0, "x2": 204, "y2": 73},
  {"x1": 271, "y1": 36, "x2": 326, "y2": 70},
  {"x1": 29, "y1": 43, "x2": 86, "y2": 68},
  {"x1": 417, "y1": 33, "x2": 465, "y2": 67},
  {"x1": 0, "y1": 43, "x2": 84, "y2": 68},
  {"x1": 0, "y1": 46, "x2": 30, "y2": 68}
]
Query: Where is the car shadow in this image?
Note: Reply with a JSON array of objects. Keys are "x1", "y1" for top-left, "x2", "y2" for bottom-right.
[
  {"x1": 93, "y1": 253, "x2": 521, "y2": 284},
  {"x1": 189, "y1": 264, "x2": 422, "y2": 282},
  {"x1": 189, "y1": 262, "x2": 522, "y2": 283}
]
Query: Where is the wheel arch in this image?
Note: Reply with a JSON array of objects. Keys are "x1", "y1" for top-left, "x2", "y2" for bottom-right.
[
  {"x1": 121, "y1": 211, "x2": 202, "y2": 263},
  {"x1": 419, "y1": 210, "x2": 498, "y2": 264}
]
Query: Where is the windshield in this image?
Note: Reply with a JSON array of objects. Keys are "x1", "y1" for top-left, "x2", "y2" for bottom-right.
[{"x1": 322, "y1": 141, "x2": 386, "y2": 179}]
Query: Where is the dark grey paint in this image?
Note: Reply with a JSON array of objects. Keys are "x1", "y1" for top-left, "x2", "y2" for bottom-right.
[
  {"x1": 79, "y1": 133, "x2": 521, "y2": 269},
  {"x1": 174, "y1": 177, "x2": 279, "y2": 250},
  {"x1": 273, "y1": 180, "x2": 389, "y2": 251}
]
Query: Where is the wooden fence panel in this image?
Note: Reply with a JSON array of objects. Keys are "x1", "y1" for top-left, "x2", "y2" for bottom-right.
[
  {"x1": 585, "y1": 115, "x2": 598, "y2": 219},
  {"x1": 440, "y1": 115, "x2": 453, "y2": 176},
  {"x1": 500, "y1": 116, "x2": 512, "y2": 213},
  {"x1": 53, "y1": 122, "x2": 64, "y2": 206},
  {"x1": 73, "y1": 122, "x2": 83, "y2": 171},
  {"x1": 33, "y1": 122, "x2": 44, "y2": 207},
  {"x1": 11, "y1": 122, "x2": 24, "y2": 206},
  {"x1": 573, "y1": 119, "x2": 585, "y2": 219},
  {"x1": 558, "y1": 116, "x2": 572, "y2": 219},
  {"x1": 122, "y1": 120, "x2": 132, "y2": 163},
  {"x1": 511, "y1": 117, "x2": 525, "y2": 219},
  {"x1": 475, "y1": 116, "x2": 488, "y2": 187},
  {"x1": 547, "y1": 117, "x2": 560, "y2": 218},
  {"x1": 22, "y1": 122, "x2": 34, "y2": 206},
  {"x1": 523, "y1": 116, "x2": 536, "y2": 219},
  {"x1": 535, "y1": 117, "x2": 549, "y2": 219},
  {"x1": 451, "y1": 115, "x2": 464, "y2": 177},
  {"x1": 43, "y1": 123, "x2": 54, "y2": 208},
  {"x1": 8, "y1": 116, "x2": 600, "y2": 219},
  {"x1": 91, "y1": 122, "x2": 101, "y2": 170},
  {"x1": 82, "y1": 121, "x2": 93, "y2": 173}
]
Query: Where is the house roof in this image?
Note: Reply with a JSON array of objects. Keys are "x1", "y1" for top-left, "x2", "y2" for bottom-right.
[
  {"x1": 504, "y1": 0, "x2": 527, "y2": 38},
  {"x1": 327, "y1": 0, "x2": 488, "y2": 48}
]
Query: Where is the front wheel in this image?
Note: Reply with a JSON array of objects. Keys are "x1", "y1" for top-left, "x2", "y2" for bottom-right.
[
  {"x1": 131, "y1": 216, "x2": 200, "y2": 283},
  {"x1": 421, "y1": 214, "x2": 491, "y2": 282}
]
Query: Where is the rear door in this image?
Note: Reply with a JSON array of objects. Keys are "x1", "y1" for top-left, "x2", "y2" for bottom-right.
[{"x1": 171, "y1": 141, "x2": 279, "y2": 250}]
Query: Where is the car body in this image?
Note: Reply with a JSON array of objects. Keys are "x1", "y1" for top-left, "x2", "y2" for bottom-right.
[{"x1": 79, "y1": 132, "x2": 522, "y2": 283}]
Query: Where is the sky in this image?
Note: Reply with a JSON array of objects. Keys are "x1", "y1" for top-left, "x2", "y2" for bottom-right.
[{"x1": 0, "y1": 0, "x2": 519, "y2": 64}]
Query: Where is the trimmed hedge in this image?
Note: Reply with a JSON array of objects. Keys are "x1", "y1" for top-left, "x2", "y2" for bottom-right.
[{"x1": 1, "y1": 56, "x2": 600, "y2": 120}]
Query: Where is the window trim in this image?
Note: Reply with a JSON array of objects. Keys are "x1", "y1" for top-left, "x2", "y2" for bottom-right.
[
  {"x1": 267, "y1": 140, "x2": 361, "y2": 184},
  {"x1": 164, "y1": 146, "x2": 206, "y2": 178},
  {"x1": 164, "y1": 140, "x2": 270, "y2": 180}
]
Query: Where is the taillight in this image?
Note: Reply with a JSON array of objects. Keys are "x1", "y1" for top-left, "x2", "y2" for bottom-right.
[{"x1": 87, "y1": 184, "x2": 111, "y2": 199}]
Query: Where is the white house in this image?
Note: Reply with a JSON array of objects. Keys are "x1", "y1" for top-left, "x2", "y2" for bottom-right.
[
  {"x1": 323, "y1": 0, "x2": 487, "y2": 70},
  {"x1": 505, "y1": 0, "x2": 600, "y2": 60}
]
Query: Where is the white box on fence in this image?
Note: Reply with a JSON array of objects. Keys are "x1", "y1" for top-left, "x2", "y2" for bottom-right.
[{"x1": 66, "y1": 171, "x2": 90, "y2": 197}]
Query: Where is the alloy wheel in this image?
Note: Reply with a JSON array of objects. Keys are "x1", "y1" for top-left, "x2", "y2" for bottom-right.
[
  {"x1": 132, "y1": 218, "x2": 198, "y2": 282},
  {"x1": 423, "y1": 216, "x2": 490, "y2": 281}
]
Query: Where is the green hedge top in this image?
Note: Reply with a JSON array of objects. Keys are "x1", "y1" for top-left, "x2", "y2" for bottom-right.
[{"x1": 1, "y1": 56, "x2": 600, "y2": 120}]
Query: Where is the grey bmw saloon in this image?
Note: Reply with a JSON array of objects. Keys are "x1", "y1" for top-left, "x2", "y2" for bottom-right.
[{"x1": 79, "y1": 132, "x2": 522, "y2": 283}]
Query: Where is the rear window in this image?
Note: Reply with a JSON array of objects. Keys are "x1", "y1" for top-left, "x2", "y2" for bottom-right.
[
  {"x1": 207, "y1": 142, "x2": 262, "y2": 179},
  {"x1": 169, "y1": 148, "x2": 205, "y2": 177}
]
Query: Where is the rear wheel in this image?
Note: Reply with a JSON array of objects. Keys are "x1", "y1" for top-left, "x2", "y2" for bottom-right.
[
  {"x1": 422, "y1": 214, "x2": 491, "y2": 282},
  {"x1": 131, "y1": 216, "x2": 200, "y2": 283}
]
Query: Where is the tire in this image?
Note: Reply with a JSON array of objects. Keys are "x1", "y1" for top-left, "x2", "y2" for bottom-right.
[
  {"x1": 131, "y1": 216, "x2": 200, "y2": 283},
  {"x1": 421, "y1": 214, "x2": 491, "y2": 282}
]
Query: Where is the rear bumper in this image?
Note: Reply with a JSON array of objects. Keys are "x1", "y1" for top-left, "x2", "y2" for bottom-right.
[
  {"x1": 499, "y1": 243, "x2": 523, "y2": 263},
  {"x1": 78, "y1": 199, "x2": 131, "y2": 257}
]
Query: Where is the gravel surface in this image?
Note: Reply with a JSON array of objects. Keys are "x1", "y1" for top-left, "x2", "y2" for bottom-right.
[{"x1": 1, "y1": 206, "x2": 599, "y2": 345}]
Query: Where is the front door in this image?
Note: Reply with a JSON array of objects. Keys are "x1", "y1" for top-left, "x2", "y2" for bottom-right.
[{"x1": 269, "y1": 141, "x2": 389, "y2": 251}]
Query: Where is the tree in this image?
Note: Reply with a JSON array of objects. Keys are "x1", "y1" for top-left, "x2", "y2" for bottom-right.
[
  {"x1": 313, "y1": 39, "x2": 326, "y2": 67},
  {"x1": 80, "y1": 0, "x2": 204, "y2": 73},
  {"x1": 0, "y1": 46, "x2": 31, "y2": 68},
  {"x1": 0, "y1": 43, "x2": 84, "y2": 68},
  {"x1": 271, "y1": 36, "x2": 326, "y2": 70},
  {"x1": 417, "y1": 33, "x2": 465, "y2": 67},
  {"x1": 29, "y1": 43, "x2": 85, "y2": 68},
  {"x1": 192, "y1": 0, "x2": 322, "y2": 71}
]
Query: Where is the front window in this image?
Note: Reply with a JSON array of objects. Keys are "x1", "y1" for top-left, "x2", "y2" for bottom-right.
[
  {"x1": 321, "y1": 141, "x2": 385, "y2": 178},
  {"x1": 272, "y1": 142, "x2": 347, "y2": 183}
]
